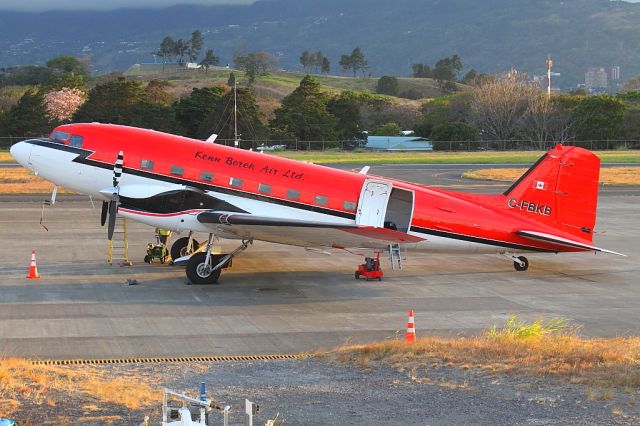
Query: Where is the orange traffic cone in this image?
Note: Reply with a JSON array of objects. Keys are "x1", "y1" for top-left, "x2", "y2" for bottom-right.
[
  {"x1": 405, "y1": 309, "x2": 416, "y2": 343},
  {"x1": 26, "y1": 250, "x2": 40, "y2": 279}
]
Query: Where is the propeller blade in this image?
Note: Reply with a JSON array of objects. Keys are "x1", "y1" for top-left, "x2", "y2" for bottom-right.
[
  {"x1": 113, "y1": 150, "x2": 124, "y2": 189},
  {"x1": 107, "y1": 200, "x2": 117, "y2": 241},
  {"x1": 100, "y1": 201, "x2": 108, "y2": 226}
]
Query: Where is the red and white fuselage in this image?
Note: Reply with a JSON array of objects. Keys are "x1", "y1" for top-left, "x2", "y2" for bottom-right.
[{"x1": 10, "y1": 123, "x2": 620, "y2": 267}]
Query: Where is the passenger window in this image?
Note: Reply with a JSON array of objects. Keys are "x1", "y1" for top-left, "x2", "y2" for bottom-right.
[
  {"x1": 286, "y1": 189, "x2": 300, "y2": 201},
  {"x1": 69, "y1": 135, "x2": 83, "y2": 148},
  {"x1": 230, "y1": 177, "x2": 243, "y2": 188},
  {"x1": 170, "y1": 165, "x2": 184, "y2": 176},
  {"x1": 201, "y1": 172, "x2": 213, "y2": 182},
  {"x1": 315, "y1": 195, "x2": 328, "y2": 206},
  {"x1": 141, "y1": 160, "x2": 154, "y2": 170},
  {"x1": 344, "y1": 201, "x2": 357, "y2": 211},
  {"x1": 258, "y1": 183, "x2": 272, "y2": 194},
  {"x1": 51, "y1": 131, "x2": 70, "y2": 143}
]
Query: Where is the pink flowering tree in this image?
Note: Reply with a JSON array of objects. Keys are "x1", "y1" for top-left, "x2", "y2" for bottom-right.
[{"x1": 43, "y1": 87, "x2": 87, "y2": 123}]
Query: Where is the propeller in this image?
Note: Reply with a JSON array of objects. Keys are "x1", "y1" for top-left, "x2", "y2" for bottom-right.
[
  {"x1": 100, "y1": 201, "x2": 108, "y2": 226},
  {"x1": 105, "y1": 150, "x2": 124, "y2": 241}
]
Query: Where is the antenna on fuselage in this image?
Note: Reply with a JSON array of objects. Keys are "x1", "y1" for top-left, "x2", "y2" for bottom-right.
[{"x1": 206, "y1": 133, "x2": 218, "y2": 143}]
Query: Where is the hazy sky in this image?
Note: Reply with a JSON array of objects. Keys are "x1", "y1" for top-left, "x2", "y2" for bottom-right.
[{"x1": 0, "y1": 0, "x2": 255, "y2": 12}]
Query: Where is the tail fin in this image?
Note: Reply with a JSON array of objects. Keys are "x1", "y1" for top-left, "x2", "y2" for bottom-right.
[{"x1": 503, "y1": 144, "x2": 600, "y2": 242}]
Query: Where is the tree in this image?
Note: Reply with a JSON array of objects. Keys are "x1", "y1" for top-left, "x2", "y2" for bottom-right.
[
  {"x1": 197, "y1": 87, "x2": 268, "y2": 141},
  {"x1": 469, "y1": 78, "x2": 535, "y2": 142},
  {"x1": 144, "y1": 79, "x2": 176, "y2": 106},
  {"x1": 461, "y1": 69, "x2": 478, "y2": 85},
  {"x1": 157, "y1": 36, "x2": 177, "y2": 70},
  {"x1": 376, "y1": 76, "x2": 399, "y2": 96},
  {"x1": 174, "y1": 39, "x2": 190, "y2": 65},
  {"x1": 300, "y1": 50, "x2": 311, "y2": 72},
  {"x1": 372, "y1": 122, "x2": 402, "y2": 136},
  {"x1": 340, "y1": 47, "x2": 368, "y2": 78},
  {"x1": 188, "y1": 30, "x2": 204, "y2": 63},
  {"x1": 43, "y1": 88, "x2": 86, "y2": 122},
  {"x1": 227, "y1": 72, "x2": 236, "y2": 87},
  {"x1": 44, "y1": 72, "x2": 86, "y2": 91},
  {"x1": 46, "y1": 56, "x2": 89, "y2": 78},
  {"x1": 234, "y1": 51, "x2": 277, "y2": 84},
  {"x1": 430, "y1": 121, "x2": 480, "y2": 150},
  {"x1": 573, "y1": 95, "x2": 624, "y2": 140},
  {"x1": 199, "y1": 49, "x2": 220, "y2": 73},
  {"x1": 327, "y1": 91, "x2": 362, "y2": 139},
  {"x1": 321, "y1": 57, "x2": 331, "y2": 74},
  {"x1": 411, "y1": 63, "x2": 432, "y2": 78},
  {"x1": 0, "y1": 88, "x2": 50, "y2": 136},
  {"x1": 174, "y1": 86, "x2": 226, "y2": 138},
  {"x1": 270, "y1": 75, "x2": 336, "y2": 141},
  {"x1": 622, "y1": 75, "x2": 640, "y2": 92},
  {"x1": 74, "y1": 77, "x2": 148, "y2": 124},
  {"x1": 0, "y1": 86, "x2": 30, "y2": 114}
]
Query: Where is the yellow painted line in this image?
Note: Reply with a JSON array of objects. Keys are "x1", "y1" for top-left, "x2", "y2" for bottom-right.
[{"x1": 30, "y1": 353, "x2": 310, "y2": 366}]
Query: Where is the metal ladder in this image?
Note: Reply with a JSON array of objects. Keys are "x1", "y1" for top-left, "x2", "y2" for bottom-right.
[
  {"x1": 389, "y1": 243, "x2": 402, "y2": 270},
  {"x1": 107, "y1": 216, "x2": 129, "y2": 264}
]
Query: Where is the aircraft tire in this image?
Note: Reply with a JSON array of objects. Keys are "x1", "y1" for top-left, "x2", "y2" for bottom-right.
[
  {"x1": 171, "y1": 237, "x2": 199, "y2": 261},
  {"x1": 186, "y1": 252, "x2": 221, "y2": 284},
  {"x1": 513, "y1": 256, "x2": 529, "y2": 272}
]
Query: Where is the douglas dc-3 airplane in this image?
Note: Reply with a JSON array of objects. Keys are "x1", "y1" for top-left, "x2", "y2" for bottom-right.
[{"x1": 10, "y1": 123, "x2": 623, "y2": 283}]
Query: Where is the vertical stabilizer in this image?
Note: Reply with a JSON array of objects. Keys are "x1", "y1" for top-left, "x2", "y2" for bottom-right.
[{"x1": 503, "y1": 145, "x2": 600, "y2": 241}]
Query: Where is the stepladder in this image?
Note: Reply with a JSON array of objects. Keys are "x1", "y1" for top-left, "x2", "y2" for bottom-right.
[{"x1": 107, "y1": 216, "x2": 129, "y2": 264}]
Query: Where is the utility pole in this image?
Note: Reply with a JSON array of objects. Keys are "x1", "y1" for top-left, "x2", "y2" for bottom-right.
[{"x1": 546, "y1": 56, "x2": 553, "y2": 100}]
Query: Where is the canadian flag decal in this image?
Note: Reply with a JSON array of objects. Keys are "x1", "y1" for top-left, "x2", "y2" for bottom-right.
[{"x1": 533, "y1": 180, "x2": 548, "y2": 190}]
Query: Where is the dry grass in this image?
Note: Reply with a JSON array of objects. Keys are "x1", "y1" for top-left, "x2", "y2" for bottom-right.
[
  {"x1": 324, "y1": 320, "x2": 640, "y2": 389},
  {"x1": 0, "y1": 357, "x2": 160, "y2": 418},
  {"x1": 0, "y1": 151, "x2": 13, "y2": 163},
  {"x1": 0, "y1": 168, "x2": 74, "y2": 194},
  {"x1": 463, "y1": 166, "x2": 640, "y2": 186}
]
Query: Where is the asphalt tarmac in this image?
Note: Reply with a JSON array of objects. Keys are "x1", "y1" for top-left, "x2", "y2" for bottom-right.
[{"x1": 0, "y1": 165, "x2": 638, "y2": 359}]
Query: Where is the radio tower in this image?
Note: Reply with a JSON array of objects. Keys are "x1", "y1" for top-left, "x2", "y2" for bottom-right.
[{"x1": 546, "y1": 56, "x2": 553, "y2": 100}]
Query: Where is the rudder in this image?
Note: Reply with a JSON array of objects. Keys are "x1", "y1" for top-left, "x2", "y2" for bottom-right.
[{"x1": 503, "y1": 145, "x2": 600, "y2": 242}]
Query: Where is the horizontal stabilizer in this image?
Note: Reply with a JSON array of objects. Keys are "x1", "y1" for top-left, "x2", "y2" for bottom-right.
[{"x1": 516, "y1": 230, "x2": 625, "y2": 256}]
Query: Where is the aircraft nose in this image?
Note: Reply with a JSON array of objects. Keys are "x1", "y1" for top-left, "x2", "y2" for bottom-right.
[{"x1": 9, "y1": 141, "x2": 31, "y2": 167}]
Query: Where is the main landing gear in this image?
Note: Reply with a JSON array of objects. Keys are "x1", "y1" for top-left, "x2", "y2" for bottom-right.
[
  {"x1": 170, "y1": 231, "x2": 199, "y2": 261},
  {"x1": 185, "y1": 234, "x2": 252, "y2": 284},
  {"x1": 502, "y1": 253, "x2": 529, "y2": 271}
]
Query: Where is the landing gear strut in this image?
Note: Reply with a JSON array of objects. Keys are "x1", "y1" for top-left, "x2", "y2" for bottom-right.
[
  {"x1": 185, "y1": 235, "x2": 252, "y2": 284},
  {"x1": 501, "y1": 253, "x2": 529, "y2": 271}
]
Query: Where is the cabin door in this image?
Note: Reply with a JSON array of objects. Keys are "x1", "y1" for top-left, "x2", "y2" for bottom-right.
[{"x1": 356, "y1": 179, "x2": 392, "y2": 228}]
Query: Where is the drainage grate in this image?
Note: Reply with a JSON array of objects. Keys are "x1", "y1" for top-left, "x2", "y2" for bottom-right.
[{"x1": 31, "y1": 353, "x2": 310, "y2": 366}]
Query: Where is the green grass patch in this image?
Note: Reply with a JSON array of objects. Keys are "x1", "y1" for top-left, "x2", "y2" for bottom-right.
[
  {"x1": 486, "y1": 315, "x2": 572, "y2": 339},
  {"x1": 0, "y1": 151, "x2": 14, "y2": 163}
]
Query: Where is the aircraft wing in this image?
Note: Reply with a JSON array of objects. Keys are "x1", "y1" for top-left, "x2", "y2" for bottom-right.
[
  {"x1": 515, "y1": 230, "x2": 626, "y2": 256},
  {"x1": 197, "y1": 211, "x2": 424, "y2": 249}
]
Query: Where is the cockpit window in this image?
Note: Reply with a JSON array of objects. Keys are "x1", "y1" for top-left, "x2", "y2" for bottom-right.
[
  {"x1": 69, "y1": 135, "x2": 84, "y2": 148},
  {"x1": 51, "y1": 130, "x2": 70, "y2": 143}
]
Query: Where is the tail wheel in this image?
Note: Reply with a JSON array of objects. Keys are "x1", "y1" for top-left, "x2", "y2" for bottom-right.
[
  {"x1": 186, "y1": 252, "x2": 221, "y2": 284},
  {"x1": 513, "y1": 256, "x2": 529, "y2": 271},
  {"x1": 171, "y1": 237, "x2": 200, "y2": 261}
]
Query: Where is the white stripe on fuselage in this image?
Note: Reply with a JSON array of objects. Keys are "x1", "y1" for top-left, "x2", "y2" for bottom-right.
[{"x1": 28, "y1": 143, "x2": 530, "y2": 255}]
